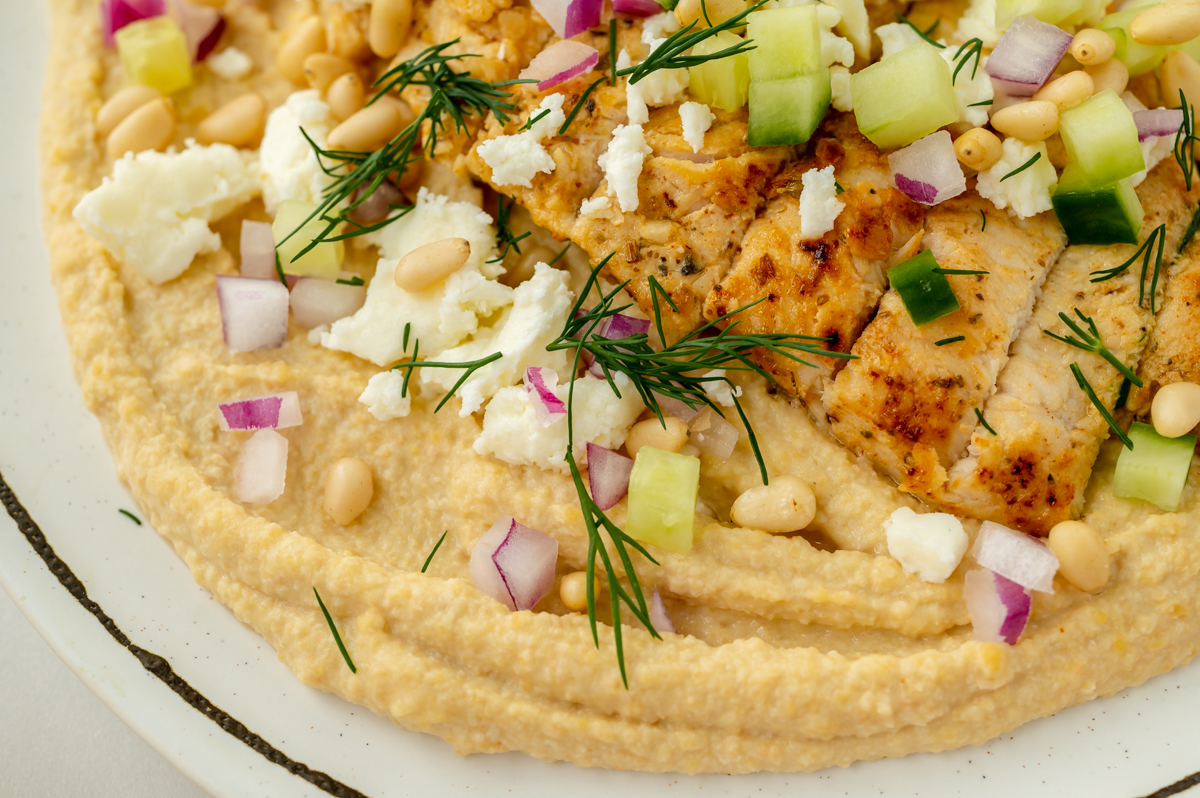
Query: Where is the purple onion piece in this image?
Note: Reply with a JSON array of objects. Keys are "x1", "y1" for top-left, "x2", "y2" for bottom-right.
[
  {"x1": 216, "y1": 275, "x2": 290, "y2": 353},
  {"x1": 984, "y1": 15, "x2": 1072, "y2": 97},
  {"x1": 613, "y1": 0, "x2": 663, "y2": 16},
  {"x1": 563, "y1": 0, "x2": 604, "y2": 38},
  {"x1": 888, "y1": 131, "x2": 966, "y2": 205},
  {"x1": 964, "y1": 568, "x2": 1031, "y2": 646},
  {"x1": 649, "y1": 588, "x2": 676, "y2": 634},
  {"x1": 524, "y1": 366, "x2": 568, "y2": 427},
  {"x1": 994, "y1": 573, "x2": 1032, "y2": 644},
  {"x1": 101, "y1": 0, "x2": 165, "y2": 45},
  {"x1": 240, "y1": 220, "x2": 276, "y2": 280},
  {"x1": 688, "y1": 407, "x2": 738, "y2": 459},
  {"x1": 218, "y1": 392, "x2": 303, "y2": 431},
  {"x1": 234, "y1": 429, "x2": 288, "y2": 504},
  {"x1": 469, "y1": 517, "x2": 559, "y2": 611},
  {"x1": 348, "y1": 180, "x2": 405, "y2": 225},
  {"x1": 894, "y1": 175, "x2": 939, "y2": 204},
  {"x1": 599, "y1": 313, "x2": 652, "y2": 340},
  {"x1": 1135, "y1": 108, "x2": 1185, "y2": 141},
  {"x1": 290, "y1": 279, "x2": 366, "y2": 329},
  {"x1": 195, "y1": 15, "x2": 225, "y2": 61},
  {"x1": 652, "y1": 391, "x2": 702, "y2": 423},
  {"x1": 971, "y1": 520, "x2": 1060, "y2": 593},
  {"x1": 586, "y1": 443, "x2": 634, "y2": 510}
]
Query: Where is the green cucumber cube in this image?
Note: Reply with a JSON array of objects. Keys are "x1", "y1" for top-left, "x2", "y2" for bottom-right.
[
  {"x1": 1114, "y1": 421, "x2": 1197, "y2": 511},
  {"x1": 748, "y1": 70, "x2": 832, "y2": 145},
  {"x1": 746, "y1": 5, "x2": 822, "y2": 82},
  {"x1": 996, "y1": 0, "x2": 1082, "y2": 28},
  {"x1": 654, "y1": 0, "x2": 679, "y2": 9},
  {"x1": 273, "y1": 200, "x2": 345, "y2": 280},
  {"x1": 850, "y1": 45, "x2": 958, "y2": 151},
  {"x1": 115, "y1": 16, "x2": 194, "y2": 95},
  {"x1": 888, "y1": 249, "x2": 961, "y2": 326},
  {"x1": 1101, "y1": 9, "x2": 1168, "y2": 75},
  {"x1": 689, "y1": 31, "x2": 751, "y2": 112},
  {"x1": 1170, "y1": 34, "x2": 1200, "y2": 67},
  {"x1": 1051, "y1": 165, "x2": 1143, "y2": 245},
  {"x1": 1058, "y1": 90, "x2": 1144, "y2": 186},
  {"x1": 626, "y1": 447, "x2": 700, "y2": 554}
]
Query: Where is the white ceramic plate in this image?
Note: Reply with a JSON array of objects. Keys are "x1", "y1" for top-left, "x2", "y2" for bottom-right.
[{"x1": 3, "y1": 3, "x2": 1200, "y2": 796}]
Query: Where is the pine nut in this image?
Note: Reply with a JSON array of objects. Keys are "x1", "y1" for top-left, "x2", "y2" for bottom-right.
[
  {"x1": 1047, "y1": 520, "x2": 1109, "y2": 592},
  {"x1": 559, "y1": 571, "x2": 602, "y2": 612},
  {"x1": 394, "y1": 238, "x2": 471, "y2": 292},
  {"x1": 990, "y1": 100, "x2": 1060, "y2": 141},
  {"x1": 625, "y1": 417, "x2": 690, "y2": 459},
  {"x1": 197, "y1": 93, "x2": 266, "y2": 147},
  {"x1": 327, "y1": 97, "x2": 407, "y2": 151},
  {"x1": 188, "y1": 0, "x2": 225, "y2": 6},
  {"x1": 954, "y1": 127, "x2": 1004, "y2": 171},
  {"x1": 304, "y1": 53, "x2": 355, "y2": 92},
  {"x1": 369, "y1": 0, "x2": 414, "y2": 58},
  {"x1": 730, "y1": 476, "x2": 816, "y2": 533},
  {"x1": 326, "y1": 72, "x2": 365, "y2": 121},
  {"x1": 1070, "y1": 28, "x2": 1116, "y2": 65},
  {"x1": 277, "y1": 16, "x2": 327, "y2": 85},
  {"x1": 97, "y1": 85, "x2": 163, "y2": 137},
  {"x1": 1033, "y1": 70, "x2": 1095, "y2": 110},
  {"x1": 675, "y1": 0, "x2": 748, "y2": 28},
  {"x1": 323, "y1": 457, "x2": 374, "y2": 525},
  {"x1": 1162, "y1": 50, "x2": 1200, "y2": 108},
  {"x1": 396, "y1": 157, "x2": 424, "y2": 190},
  {"x1": 1131, "y1": 0, "x2": 1200, "y2": 45},
  {"x1": 1151, "y1": 381, "x2": 1200, "y2": 437},
  {"x1": 1086, "y1": 57, "x2": 1130, "y2": 96},
  {"x1": 106, "y1": 97, "x2": 175, "y2": 159}
]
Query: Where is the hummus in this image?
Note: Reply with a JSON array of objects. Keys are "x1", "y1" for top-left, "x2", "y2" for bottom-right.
[{"x1": 40, "y1": 0, "x2": 1200, "y2": 775}]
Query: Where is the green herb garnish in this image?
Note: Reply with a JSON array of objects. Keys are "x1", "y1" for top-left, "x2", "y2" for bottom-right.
[
  {"x1": 273, "y1": 251, "x2": 288, "y2": 287},
  {"x1": 609, "y1": 18, "x2": 619, "y2": 86},
  {"x1": 1116, "y1": 376, "x2": 1133, "y2": 410},
  {"x1": 421, "y1": 531, "x2": 448, "y2": 573},
  {"x1": 1000, "y1": 152, "x2": 1041, "y2": 182},
  {"x1": 619, "y1": 1, "x2": 766, "y2": 86},
  {"x1": 967, "y1": 99, "x2": 994, "y2": 107},
  {"x1": 560, "y1": 77, "x2": 605, "y2": 135},
  {"x1": 952, "y1": 38, "x2": 983, "y2": 84},
  {"x1": 118, "y1": 509, "x2": 142, "y2": 525},
  {"x1": 935, "y1": 335, "x2": 966, "y2": 346},
  {"x1": 336, "y1": 275, "x2": 365, "y2": 286},
  {"x1": 974, "y1": 408, "x2": 997, "y2": 435},
  {"x1": 979, "y1": 210, "x2": 987, "y2": 230},
  {"x1": 1071, "y1": 362, "x2": 1133, "y2": 449},
  {"x1": 932, "y1": 268, "x2": 989, "y2": 275},
  {"x1": 487, "y1": 196, "x2": 531, "y2": 264},
  {"x1": 893, "y1": 13, "x2": 945, "y2": 48},
  {"x1": 1089, "y1": 223, "x2": 1166, "y2": 311},
  {"x1": 834, "y1": 182, "x2": 844, "y2": 194},
  {"x1": 314, "y1": 587, "x2": 357, "y2": 674},
  {"x1": 518, "y1": 107, "x2": 551, "y2": 132},
  {"x1": 1175, "y1": 89, "x2": 1197, "y2": 191},
  {"x1": 1043, "y1": 308, "x2": 1144, "y2": 386}
]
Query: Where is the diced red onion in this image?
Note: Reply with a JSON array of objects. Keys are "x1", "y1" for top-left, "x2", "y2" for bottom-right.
[
  {"x1": 1135, "y1": 108, "x2": 1185, "y2": 141},
  {"x1": 529, "y1": 0, "x2": 603, "y2": 40},
  {"x1": 469, "y1": 516, "x2": 559, "y2": 611},
  {"x1": 240, "y1": 220, "x2": 277, "y2": 280},
  {"x1": 649, "y1": 588, "x2": 676, "y2": 633},
  {"x1": 613, "y1": 0, "x2": 663, "y2": 16},
  {"x1": 652, "y1": 391, "x2": 701, "y2": 423},
  {"x1": 525, "y1": 366, "x2": 568, "y2": 427},
  {"x1": 168, "y1": 0, "x2": 225, "y2": 61},
  {"x1": 290, "y1": 278, "x2": 366, "y2": 329},
  {"x1": 586, "y1": 442, "x2": 634, "y2": 510},
  {"x1": 234, "y1": 429, "x2": 288, "y2": 504},
  {"x1": 888, "y1": 131, "x2": 966, "y2": 205},
  {"x1": 216, "y1": 275, "x2": 290, "y2": 353},
  {"x1": 963, "y1": 569, "x2": 1031, "y2": 645},
  {"x1": 599, "y1": 313, "x2": 651, "y2": 340},
  {"x1": 520, "y1": 41, "x2": 600, "y2": 91},
  {"x1": 348, "y1": 179, "x2": 405, "y2": 225},
  {"x1": 101, "y1": 0, "x2": 165, "y2": 45},
  {"x1": 971, "y1": 520, "x2": 1059, "y2": 593},
  {"x1": 984, "y1": 16, "x2": 1072, "y2": 96},
  {"x1": 688, "y1": 406, "x2": 738, "y2": 459},
  {"x1": 218, "y1": 391, "x2": 303, "y2": 431}
]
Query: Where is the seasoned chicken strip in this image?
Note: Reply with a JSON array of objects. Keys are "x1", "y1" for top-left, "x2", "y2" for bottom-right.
[
  {"x1": 933, "y1": 163, "x2": 1200, "y2": 534},
  {"x1": 702, "y1": 113, "x2": 925, "y2": 413},
  {"x1": 824, "y1": 194, "x2": 1067, "y2": 486}
]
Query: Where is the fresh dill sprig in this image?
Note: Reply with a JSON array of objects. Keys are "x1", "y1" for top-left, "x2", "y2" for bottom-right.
[
  {"x1": 968, "y1": 99, "x2": 994, "y2": 107},
  {"x1": 1175, "y1": 90, "x2": 1197, "y2": 191},
  {"x1": 487, "y1": 196, "x2": 531, "y2": 264},
  {"x1": 609, "y1": 18, "x2": 619, "y2": 86},
  {"x1": 548, "y1": 244, "x2": 571, "y2": 266},
  {"x1": 952, "y1": 38, "x2": 983, "y2": 84},
  {"x1": 336, "y1": 275, "x2": 365, "y2": 286},
  {"x1": 1043, "y1": 309, "x2": 1144, "y2": 386},
  {"x1": 560, "y1": 77, "x2": 605, "y2": 135},
  {"x1": 273, "y1": 252, "x2": 288, "y2": 287},
  {"x1": 980, "y1": 210, "x2": 987, "y2": 231},
  {"x1": 619, "y1": 0, "x2": 767, "y2": 85},
  {"x1": 936, "y1": 335, "x2": 966, "y2": 346},
  {"x1": 118, "y1": 509, "x2": 142, "y2": 525},
  {"x1": 933, "y1": 267, "x2": 989, "y2": 275},
  {"x1": 1116, "y1": 377, "x2": 1133, "y2": 411},
  {"x1": 1000, "y1": 152, "x2": 1041, "y2": 182},
  {"x1": 1070, "y1": 363, "x2": 1133, "y2": 449},
  {"x1": 835, "y1": 182, "x2": 845, "y2": 194},
  {"x1": 392, "y1": 350, "x2": 505, "y2": 409},
  {"x1": 314, "y1": 587, "x2": 357, "y2": 674},
  {"x1": 974, "y1": 408, "x2": 997, "y2": 435},
  {"x1": 518, "y1": 107, "x2": 551, "y2": 132},
  {"x1": 1090, "y1": 223, "x2": 1167, "y2": 311},
  {"x1": 893, "y1": 13, "x2": 945, "y2": 48},
  {"x1": 421, "y1": 531, "x2": 448, "y2": 573}
]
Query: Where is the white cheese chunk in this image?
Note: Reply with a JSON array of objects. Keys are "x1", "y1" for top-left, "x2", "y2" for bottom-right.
[
  {"x1": 884, "y1": 506, "x2": 968, "y2": 583},
  {"x1": 875, "y1": 22, "x2": 930, "y2": 60},
  {"x1": 72, "y1": 142, "x2": 260, "y2": 285},
  {"x1": 940, "y1": 49, "x2": 993, "y2": 127},
  {"x1": 476, "y1": 94, "x2": 566, "y2": 188},
  {"x1": 976, "y1": 138, "x2": 1056, "y2": 219},
  {"x1": 599, "y1": 124, "x2": 652, "y2": 213},
  {"x1": 579, "y1": 196, "x2": 612, "y2": 216},
  {"x1": 798, "y1": 165, "x2": 845, "y2": 239},
  {"x1": 359, "y1": 370, "x2": 412, "y2": 420},
  {"x1": 259, "y1": 90, "x2": 335, "y2": 214},
  {"x1": 830, "y1": 65, "x2": 854, "y2": 111},
  {"x1": 955, "y1": 0, "x2": 1000, "y2": 48},
  {"x1": 817, "y1": 4, "x2": 855, "y2": 68},
  {"x1": 207, "y1": 46, "x2": 253, "y2": 80},
  {"x1": 702, "y1": 370, "x2": 742, "y2": 408},
  {"x1": 679, "y1": 101, "x2": 715, "y2": 153}
]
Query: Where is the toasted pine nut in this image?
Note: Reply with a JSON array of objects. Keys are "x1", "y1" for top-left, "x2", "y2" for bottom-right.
[
  {"x1": 1131, "y1": 0, "x2": 1200, "y2": 45},
  {"x1": 394, "y1": 238, "x2": 471, "y2": 292},
  {"x1": 197, "y1": 93, "x2": 266, "y2": 147},
  {"x1": 323, "y1": 457, "x2": 374, "y2": 525},
  {"x1": 1151, "y1": 382, "x2": 1200, "y2": 438},
  {"x1": 396, "y1": 157, "x2": 424, "y2": 190},
  {"x1": 277, "y1": 16, "x2": 327, "y2": 84},
  {"x1": 187, "y1": 0, "x2": 225, "y2": 6},
  {"x1": 1162, "y1": 50, "x2": 1200, "y2": 108},
  {"x1": 730, "y1": 476, "x2": 817, "y2": 534},
  {"x1": 1047, "y1": 520, "x2": 1109, "y2": 592},
  {"x1": 107, "y1": 97, "x2": 175, "y2": 159},
  {"x1": 625, "y1": 417, "x2": 690, "y2": 460},
  {"x1": 990, "y1": 100, "x2": 1060, "y2": 141},
  {"x1": 1033, "y1": 71, "x2": 1095, "y2": 110},
  {"x1": 327, "y1": 97, "x2": 407, "y2": 151},
  {"x1": 97, "y1": 85, "x2": 163, "y2": 137},
  {"x1": 559, "y1": 571, "x2": 602, "y2": 612},
  {"x1": 304, "y1": 52, "x2": 355, "y2": 92},
  {"x1": 954, "y1": 127, "x2": 1004, "y2": 171},
  {"x1": 1070, "y1": 28, "x2": 1116, "y2": 65},
  {"x1": 326, "y1": 72, "x2": 366, "y2": 121},
  {"x1": 675, "y1": 0, "x2": 748, "y2": 28},
  {"x1": 1086, "y1": 57, "x2": 1130, "y2": 96},
  {"x1": 369, "y1": 0, "x2": 414, "y2": 58}
]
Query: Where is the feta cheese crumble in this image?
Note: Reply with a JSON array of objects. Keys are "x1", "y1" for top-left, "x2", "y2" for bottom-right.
[
  {"x1": 798, "y1": 165, "x2": 845, "y2": 239},
  {"x1": 73, "y1": 142, "x2": 260, "y2": 284},
  {"x1": 679, "y1": 102, "x2": 715, "y2": 153},
  {"x1": 476, "y1": 94, "x2": 566, "y2": 188},
  {"x1": 207, "y1": 46, "x2": 253, "y2": 80},
  {"x1": 884, "y1": 506, "x2": 969, "y2": 583},
  {"x1": 875, "y1": 22, "x2": 932, "y2": 60},
  {"x1": 622, "y1": 17, "x2": 689, "y2": 127},
  {"x1": 579, "y1": 196, "x2": 612, "y2": 216},
  {"x1": 359, "y1": 371, "x2": 412, "y2": 420},
  {"x1": 599, "y1": 124, "x2": 652, "y2": 213},
  {"x1": 954, "y1": 0, "x2": 1000, "y2": 48},
  {"x1": 259, "y1": 90, "x2": 335, "y2": 214},
  {"x1": 703, "y1": 370, "x2": 742, "y2": 407},
  {"x1": 830, "y1": 66, "x2": 854, "y2": 111},
  {"x1": 976, "y1": 138, "x2": 1056, "y2": 219},
  {"x1": 940, "y1": 49, "x2": 993, "y2": 127}
]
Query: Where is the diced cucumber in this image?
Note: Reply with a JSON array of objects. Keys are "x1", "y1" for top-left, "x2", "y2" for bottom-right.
[
  {"x1": 1101, "y1": 9, "x2": 1168, "y2": 75},
  {"x1": 748, "y1": 69, "x2": 832, "y2": 145},
  {"x1": 689, "y1": 31, "x2": 751, "y2": 112},
  {"x1": 1058, "y1": 90, "x2": 1145, "y2": 186},
  {"x1": 746, "y1": 5, "x2": 823, "y2": 82},
  {"x1": 272, "y1": 200, "x2": 345, "y2": 280},
  {"x1": 1060, "y1": 0, "x2": 1109, "y2": 29},
  {"x1": 115, "y1": 17, "x2": 193, "y2": 95},
  {"x1": 996, "y1": 0, "x2": 1082, "y2": 29},
  {"x1": 1114, "y1": 421, "x2": 1197, "y2": 511},
  {"x1": 655, "y1": 0, "x2": 679, "y2": 9},
  {"x1": 888, "y1": 250, "x2": 961, "y2": 326},
  {"x1": 1170, "y1": 34, "x2": 1200, "y2": 67},
  {"x1": 626, "y1": 447, "x2": 700, "y2": 554},
  {"x1": 1051, "y1": 165, "x2": 1143, "y2": 245},
  {"x1": 850, "y1": 45, "x2": 958, "y2": 150}
]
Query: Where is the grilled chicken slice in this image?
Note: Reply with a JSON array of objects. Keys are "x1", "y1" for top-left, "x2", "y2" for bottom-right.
[
  {"x1": 702, "y1": 113, "x2": 925, "y2": 412},
  {"x1": 824, "y1": 193, "x2": 1067, "y2": 486},
  {"x1": 932, "y1": 163, "x2": 1200, "y2": 534}
]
